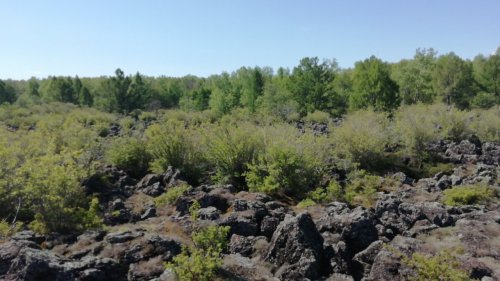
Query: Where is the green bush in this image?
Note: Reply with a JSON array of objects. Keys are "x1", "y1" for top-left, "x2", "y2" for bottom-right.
[
  {"x1": 246, "y1": 144, "x2": 315, "y2": 196},
  {"x1": 154, "y1": 184, "x2": 191, "y2": 207},
  {"x1": 345, "y1": 170, "x2": 381, "y2": 207},
  {"x1": 204, "y1": 122, "x2": 264, "y2": 188},
  {"x1": 297, "y1": 198, "x2": 316, "y2": 208},
  {"x1": 402, "y1": 251, "x2": 472, "y2": 281},
  {"x1": 332, "y1": 110, "x2": 394, "y2": 171},
  {"x1": 435, "y1": 105, "x2": 472, "y2": 142},
  {"x1": 0, "y1": 219, "x2": 23, "y2": 240},
  {"x1": 469, "y1": 106, "x2": 500, "y2": 142},
  {"x1": 146, "y1": 120, "x2": 204, "y2": 184},
  {"x1": 166, "y1": 225, "x2": 230, "y2": 281},
  {"x1": 471, "y1": 92, "x2": 497, "y2": 109},
  {"x1": 395, "y1": 104, "x2": 440, "y2": 160},
  {"x1": 16, "y1": 154, "x2": 91, "y2": 234},
  {"x1": 106, "y1": 137, "x2": 151, "y2": 179},
  {"x1": 304, "y1": 110, "x2": 330, "y2": 123},
  {"x1": 442, "y1": 185, "x2": 496, "y2": 206},
  {"x1": 304, "y1": 180, "x2": 343, "y2": 204}
]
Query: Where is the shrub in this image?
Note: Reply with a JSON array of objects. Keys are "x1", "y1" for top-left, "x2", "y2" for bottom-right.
[
  {"x1": 469, "y1": 106, "x2": 500, "y2": 142},
  {"x1": 471, "y1": 92, "x2": 497, "y2": 109},
  {"x1": 344, "y1": 170, "x2": 381, "y2": 208},
  {"x1": 435, "y1": 105, "x2": 472, "y2": 142},
  {"x1": 154, "y1": 184, "x2": 190, "y2": 207},
  {"x1": 442, "y1": 185, "x2": 496, "y2": 206},
  {"x1": 106, "y1": 137, "x2": 151, "y2": 179},
  {"x1": 204, "y1": 122, "x2": 264, "y2": 188},
  {"x1": 304, "y1": 110, "x2": 330, "y2": 123},
  {"x1": 146, "y1": 120, "x2": 204, "y2": 185},
  {"x1": 395, "y1": 104, "x2": 441, "y2": 160},
  {"x1": 166, "y1": 225, "x2": 230, "y2": 281},
  {"x1": 17, "y1": 154, "x2": 90, "y2": 234},
  {"x1": 305, "y1": 180, "x2": 343, "y2": 204},
  {"x1": 0, "y1": 219, "x2": 23, "y2": 240},
  {"x1": 297, "y1": 198, "x2": 316, "y2": 208},
  {"x1": 246, "y1": 144, "x2": 315, "y2": 196},
  {"x1": 402, "y1": 251, "x2": 472, "y2": 281},
  {"x1": 332, "y1": 110, "x2": 394, "y2": 171}
]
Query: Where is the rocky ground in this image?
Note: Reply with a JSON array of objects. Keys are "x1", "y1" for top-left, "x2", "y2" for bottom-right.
[{"x1": 0, "y1": 137, "x2": 499, "y2": 281}]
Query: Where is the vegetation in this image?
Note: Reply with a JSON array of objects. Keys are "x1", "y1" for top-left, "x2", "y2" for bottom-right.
[
  {"x1": 154, "y1": 184, "x2": 191, "y2": 207},
  {"x1": 402, "y1": 250, "x2": 473, "y2": 281},
  {"x1": 166, "y1": 225, "x2": 230, "y2": 281},
  {"x1": 442, "y1": 185, "x2": 497, "y2": 206},
  {"x1": 0, "y1": 48, "x2": 499, "y2": 235}
]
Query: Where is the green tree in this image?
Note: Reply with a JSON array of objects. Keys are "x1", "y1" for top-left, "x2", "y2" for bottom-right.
[
  {"x1": 40, "y1": 77, "x2": 76, "y2": 103},
  {"x1": 290, "y1": 57, "x2": 338, "y2": 114},
  {"x1": 350, "y1": 56, "x2": 400, "y2": 111},
  {"x1": 392, "y1": 48, "x2": 436, "y2": 105},
  {"x1": 0, "y1": 80, "x2": 17, "y2": 104},
  {"x1": 433, "y1": 53, "x2": 475, "y2": 108}
]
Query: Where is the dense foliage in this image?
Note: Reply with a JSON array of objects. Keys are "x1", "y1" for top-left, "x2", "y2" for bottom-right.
[
  {"x1": 0, "y1": 48, "x2": 499, "y2": 236},
  {"x1": 166, "y1": 225, "x2": 230, "y2": 281},
  {"x1": 2, "y1": 48, "x2": 499, "y2": 117}
]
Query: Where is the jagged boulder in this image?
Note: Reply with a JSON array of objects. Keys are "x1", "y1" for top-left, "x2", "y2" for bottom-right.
[{"x1": 265, "y1": 212, "x2": 326, "y2": 280}]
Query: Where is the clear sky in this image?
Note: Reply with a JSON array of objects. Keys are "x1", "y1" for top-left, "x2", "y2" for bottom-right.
[{"x1": 1, "y1": 0, "x2": 499, "y2": 79}]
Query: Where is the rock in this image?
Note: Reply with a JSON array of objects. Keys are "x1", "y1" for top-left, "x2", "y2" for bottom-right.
[
  {"x1": 435, "y1": 175, "x2": 451, "y2": 190},
  {"x1": 265, "y1": 212, "x2": 326, "y2": 280},
  {"x1": 11, "y1": 231, "x2": 45, "y2": 244},
  {"x1": 127, "y1": 256, "x2": 165, "y2": 281},
  {"x1": 403, "y1": 219, "x2": 438, "y2": 237},
  {"x1": 480, "y1": 142, "x2": 500, "y2": 165},
  {"x1": 105, "y1": 230, "x2": 144, "y2": 244},
  {"x1": 260, "y1": 216, "x2": 281, "y2": 239},
  {"x1": 418, "y1": 202, "x2": 454, "y2": 227},
  {"x1": 197, "y1": 206, "x2": 220, "y2": 220},
  {"x1": 110, "y1": 198, "x2": 125, "y2": 211},
  {"x1": 450, "y1": 174, "x2": 463, "y2": 186},
  {"x1": 161, "y1": 166, "x2": 185, "y2": 187},
  {"x1": 140, "y1": 207, "x2": 156, "y2": 220},
  {"x1": 352, "y1": 240, "x2": 384, "y2": 276},
  {"x1": 221, "y1": 254, "x2": 277, "y2": 281},
  {"x1": 325, "y1": 273, "x2": 355, "y2": 281},
  {"x1": 369, "y1": 236, "x2": 421, "y2": 281},
  {"x1": 219, "y1": 213, "x2": 259, "y2": 237},
  {"x1": 463, "y1": 259, "x2": 494, "y2": 280},
  {"x1": 137, "y1": 174, "x2": 162, "y2": 189},
  {"x1": 391, "y1": 172, "x2": 413, "y2": 185},
  {"x1": 141, "y1": 182, "x2": 165, "y2": 197}
]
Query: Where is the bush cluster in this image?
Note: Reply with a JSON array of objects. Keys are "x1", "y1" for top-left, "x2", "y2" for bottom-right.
[{"x1": 166, "y1": 225, "x2": 230, "y2": 281}]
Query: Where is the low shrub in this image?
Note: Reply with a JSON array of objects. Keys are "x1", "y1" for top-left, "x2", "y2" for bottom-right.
[
  {"x1": 442, "y1": 185, "x2": 496, "y2": 206},
  {"x1": 402, "y1": 250, "x2": 472, "y2": 281},
  {"x1": 0, "y1": 219, "x2": 23, "y2": 240},
  {"x1": 297, "y1": 198, "x2": 316, "y2": 208},
  {"x1": 204, "y1": 122, "x2": 264, "y2": 188},
  {"x1": 332, "y1": 110, "x2": 394, "y2": 171},
  {"x1": 246, "y1": 144, "x2": 315, "y2": 196},
  {"x1": 303, "y1": 110, "x2": 330, "y2": 123},
  {"x1": 344, "y1": 170, "x2": 381, "y2": 208},
  {"x1": 154, "y1": 184, "x2": 190, "y2": 207},
  {"x1": 146, "y1": 120, "x2": 204, "y2": 185},
  {"x1": 106, "y1": 137, "x2": 151, "y2": 179},
  {"x1": 166, "y1": 225, "x2": 230, "y2": 281}
]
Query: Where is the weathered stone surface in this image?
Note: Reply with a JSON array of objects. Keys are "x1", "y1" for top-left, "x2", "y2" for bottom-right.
[{"x1": 266, "y1": 212, "x2": 326, "y2": 280}]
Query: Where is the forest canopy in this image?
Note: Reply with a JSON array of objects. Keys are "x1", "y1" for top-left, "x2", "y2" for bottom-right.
[{"x1": 1, "y1": 48, "x2": 499, "y2": 117}]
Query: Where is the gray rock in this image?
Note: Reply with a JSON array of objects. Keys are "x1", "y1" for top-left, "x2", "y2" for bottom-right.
[
  {"x1": 197, "y1": 206, "x2": 220, "y2": 220},
  {"x1": 105, "y1": 230, "x2": 144, "y2": 244},
  {"x1": 11, "y1": 231, "x2": 45, "y2": 244},
  {"x1": 266, "y1": 212, "x2": 325, "y2": 280}
]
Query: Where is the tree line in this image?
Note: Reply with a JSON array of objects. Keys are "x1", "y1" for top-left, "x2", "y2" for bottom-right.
[{"x1": 1, "y1": 48, "x2": 499, "y2": 116}]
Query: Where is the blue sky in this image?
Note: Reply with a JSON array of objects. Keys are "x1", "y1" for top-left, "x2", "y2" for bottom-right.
[{"x1": 1, "y1": 0, "x2": 499, "y2": 79}]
